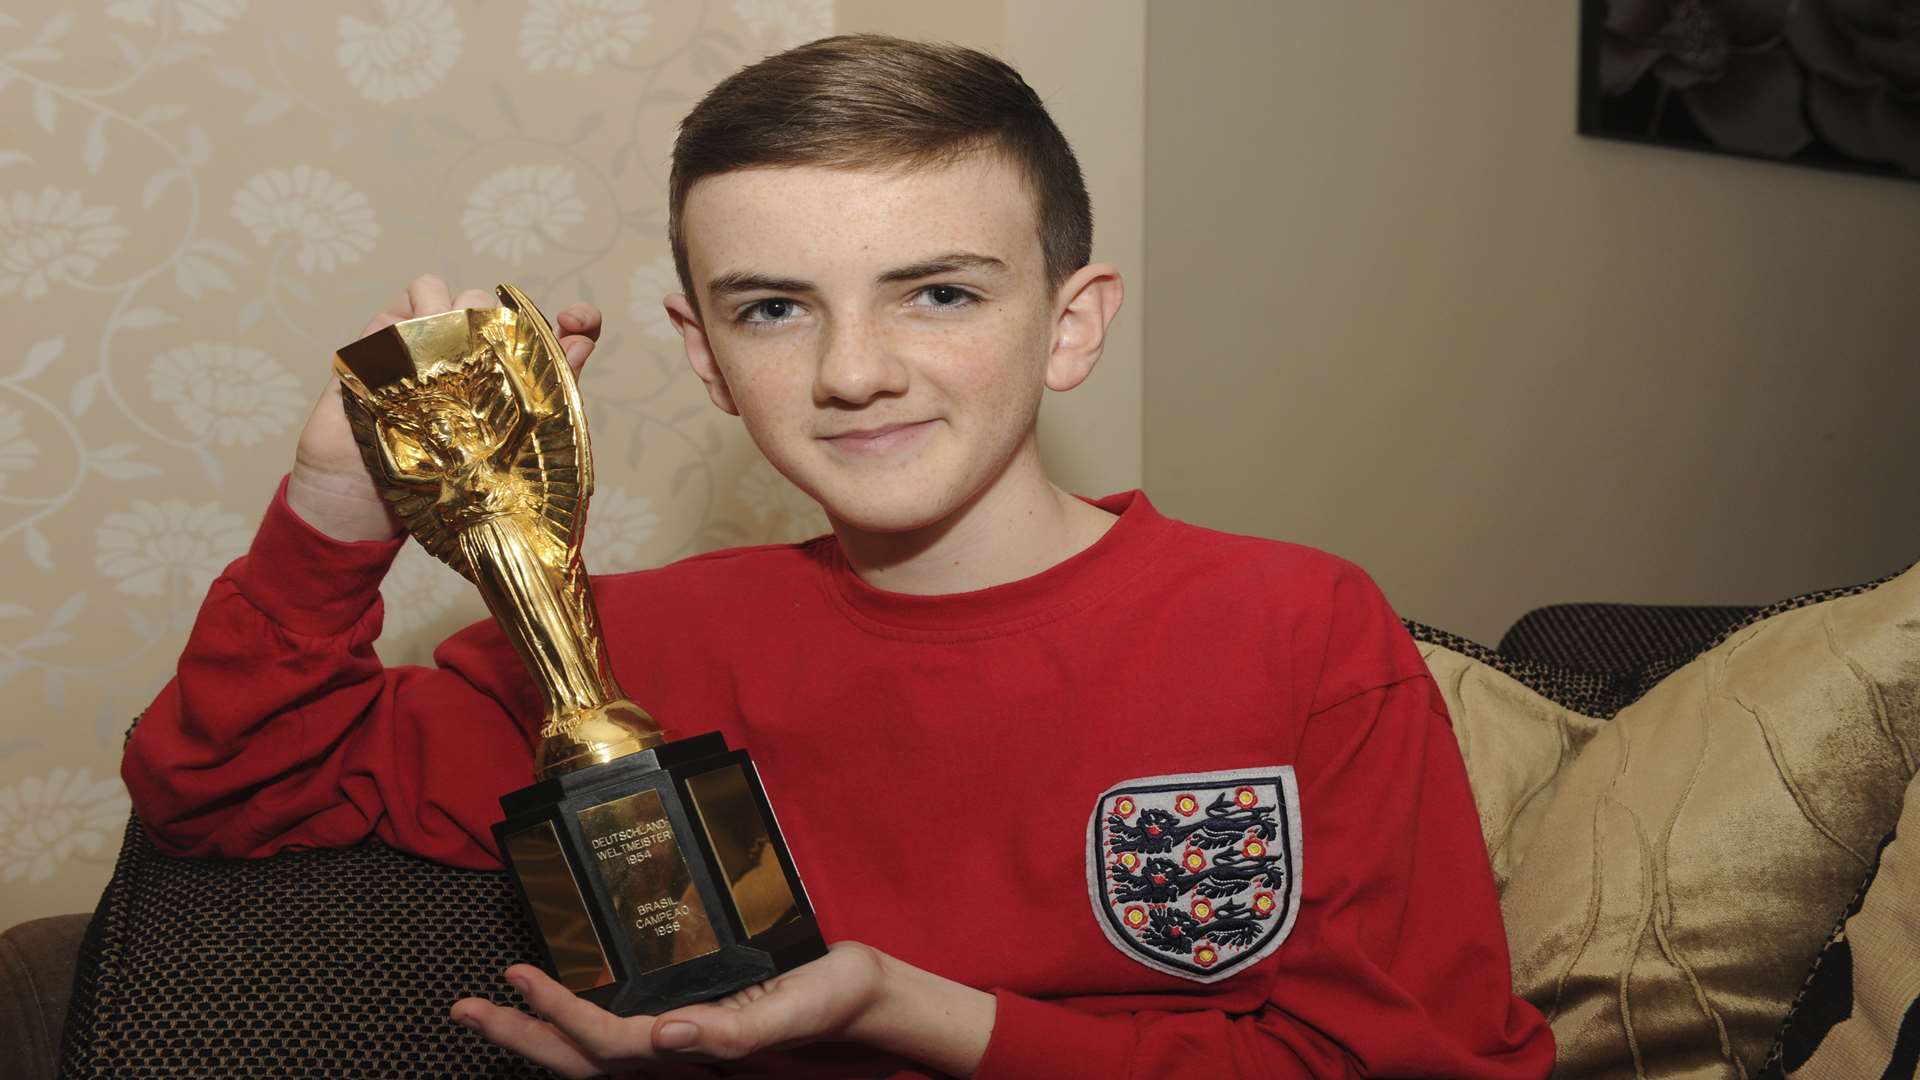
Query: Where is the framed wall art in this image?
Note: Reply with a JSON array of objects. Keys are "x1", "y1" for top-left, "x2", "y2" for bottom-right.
[{"x1": 1578, "y1": 0, "x2": 1920, "y2": 182}]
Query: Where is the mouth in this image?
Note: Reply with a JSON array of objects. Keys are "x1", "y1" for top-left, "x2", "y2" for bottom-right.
[{"x1": 818, "y1": 419, "x2": 938, "y2": 455}]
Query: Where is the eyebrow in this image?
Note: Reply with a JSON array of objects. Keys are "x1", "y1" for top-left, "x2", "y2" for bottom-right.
[
  {"x1": 873, "y1": 252, "x2": 1009, "y2": 284},
  {"x1": 705, "y1": 252, "x2": 1010, "y2": 300},
  {"x1": 706, "y1": 271, "x2": 814, "y2": 300}
]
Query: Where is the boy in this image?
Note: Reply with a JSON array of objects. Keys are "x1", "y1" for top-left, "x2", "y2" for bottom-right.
[{"x1": 126, "y1": 35, "x2": 1553, "y2": 1079}]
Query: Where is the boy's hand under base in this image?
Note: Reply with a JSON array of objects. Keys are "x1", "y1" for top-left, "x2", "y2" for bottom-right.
[{"x1": 450, "y1": 940, "x2": 995, "y2": 1078}]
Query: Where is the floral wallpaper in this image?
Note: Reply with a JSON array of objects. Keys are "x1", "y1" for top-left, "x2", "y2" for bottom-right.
[{"x1": 0, "y1": 0, "x2": 833, "y2": 928}]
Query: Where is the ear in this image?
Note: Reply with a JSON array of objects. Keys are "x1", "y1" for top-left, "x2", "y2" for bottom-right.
[
  {"x1": 665, "y1": 292, "x2": 739, "y2": 416},
  {"x1": 1045, "y1": 263, "x2": 1124, "y2": 393}
]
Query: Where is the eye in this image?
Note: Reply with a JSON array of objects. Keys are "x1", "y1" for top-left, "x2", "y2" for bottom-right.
[
  {"x1": 910, "y1": 285, "x2": 979, "y2": 310},
  {"x1": 736, "y1": 298, "x2": 803, "y2": 326}
]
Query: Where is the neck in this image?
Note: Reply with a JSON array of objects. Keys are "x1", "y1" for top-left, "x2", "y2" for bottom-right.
[{"x1": 832, "y1": 438, "x2": 1118, "y2": 596}]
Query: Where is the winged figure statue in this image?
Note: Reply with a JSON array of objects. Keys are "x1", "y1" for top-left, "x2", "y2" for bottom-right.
[{"x1": 334, "y1": 285, "x2": 662, "y2": 778}]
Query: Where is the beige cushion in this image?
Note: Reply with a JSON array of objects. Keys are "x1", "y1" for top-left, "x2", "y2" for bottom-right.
[
  {"x1": 1422, "y1": 560, "x2": 1919, "y2": 1078},
  {"x1": 1778, "y1": 766, "x2": 1920, "y2": 1079},
  {"x1": 1417, "y1": 644, "x2": 1606, "y2": 892}
]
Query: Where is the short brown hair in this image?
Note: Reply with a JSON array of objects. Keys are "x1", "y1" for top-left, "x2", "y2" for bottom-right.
[{"x1": 668, "y1": 34, "x2": 1092, "y2": 304}]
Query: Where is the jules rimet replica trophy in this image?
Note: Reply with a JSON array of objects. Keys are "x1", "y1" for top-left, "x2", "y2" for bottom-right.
[{"x1": 333, "y1": 285, "x2": 826, "y2": 1016}]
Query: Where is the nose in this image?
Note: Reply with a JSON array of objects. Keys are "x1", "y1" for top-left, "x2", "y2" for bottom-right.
[{"x1": 812, "y1": 311, "x2": 909, "y2": 406}]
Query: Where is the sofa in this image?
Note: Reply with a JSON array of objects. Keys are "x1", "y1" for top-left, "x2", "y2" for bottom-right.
[{"x1": 5, "y1": 563, "x2": 1916, "y2": 1078}]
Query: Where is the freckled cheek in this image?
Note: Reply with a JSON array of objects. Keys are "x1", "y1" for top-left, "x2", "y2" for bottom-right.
[
  {"x1": 717, "y1": 341, "x2": 814, "y2": 410},
  {"x1": 910, "y1": 309, "x2": 1036, "y2": 388},
  {"x1": 921, "y1": 324, "x2": 1049, "y2": 413}
]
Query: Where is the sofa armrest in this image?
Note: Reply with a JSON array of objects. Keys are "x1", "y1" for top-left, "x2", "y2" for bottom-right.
[{"x1": 2, "y1": 913, "x2": 91, "y2": 1080}]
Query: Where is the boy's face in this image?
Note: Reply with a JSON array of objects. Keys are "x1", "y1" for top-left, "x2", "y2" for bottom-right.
[{"x1": 670, "y1": 153, "x2": 1069, "y2": 534}]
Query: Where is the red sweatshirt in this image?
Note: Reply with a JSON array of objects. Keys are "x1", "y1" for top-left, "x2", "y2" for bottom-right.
[{"x1": 125, "y1": 479, "x2": 1553, "y2": 1079}]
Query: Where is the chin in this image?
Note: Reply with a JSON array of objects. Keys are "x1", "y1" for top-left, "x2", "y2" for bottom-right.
[{"x1": 808, "y1": 477, "x2": 968, "y2": 536}]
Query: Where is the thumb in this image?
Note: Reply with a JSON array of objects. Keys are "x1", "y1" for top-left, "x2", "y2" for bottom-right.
[{"x1": 648, "y1": 1001, "x2": 778, "y2": 1062}]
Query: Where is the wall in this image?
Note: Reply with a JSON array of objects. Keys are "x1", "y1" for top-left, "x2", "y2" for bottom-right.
[
  {"x1": 1145, "y1": 1, "x2": 1920, "y2": 645},
  {"x1": 0, "y1": 0, "x2": 833, "y2": 929},
  {"x1": 0, "y1": 1, "x2": 1144, "y2": 929}
]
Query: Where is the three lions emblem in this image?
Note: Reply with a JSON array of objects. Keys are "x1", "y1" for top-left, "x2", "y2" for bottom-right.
[{"x1": 1086, "y1": 766, "x2": 1302, "y2": 982}]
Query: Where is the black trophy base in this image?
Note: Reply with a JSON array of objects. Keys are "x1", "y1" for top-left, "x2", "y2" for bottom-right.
[{"x1": 492, "y1": 731, "x2": 826, "y2": 1017}]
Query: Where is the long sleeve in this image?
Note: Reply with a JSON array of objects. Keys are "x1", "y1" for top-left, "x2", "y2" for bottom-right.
[
  {"x1": 970, "y1": 568, "x2": 1554, "y2": 1079},
  {"x1": 122, "y1": 475, "x2": 542, "y2": 869}
]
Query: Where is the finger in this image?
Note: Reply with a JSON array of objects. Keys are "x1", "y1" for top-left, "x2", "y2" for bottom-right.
[
  {"x1": 347, "y1": 311, "x2": 407, "y2": 345},
  {"x1": 558, "y1": 334, "x2": 594, "y2": 376},
  {"x1": 452, "y1": 288, "x2": 497, "y2": 310},
  {"x1": 554, "y1": 303, "x2": 602, "y2": 377},
  {"x1": 451, "y1": 997, "x2": 600, "y2": 1079},
  {"x1": 359, "y1": 311, "x2": 407, "y2": 338},
  {"x1": 507, "y1": 964, "x2": 654, "y2": 1063},
  {"x1": 407, "y1": 273, "x2": 454, "y2": 317},
  {"x1": 648, "y1": 1000, "x2": 777, "y2": 1061},
  {"x1": 358, "y1": 289, "x2": 414, "y2": 336},
  {"x1": 555, "y1": 302, "x2": 602, "y2": 342}
]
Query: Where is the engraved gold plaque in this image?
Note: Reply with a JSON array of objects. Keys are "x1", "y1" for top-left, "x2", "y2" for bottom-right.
[{"x1": 576, "y1": 789, "x2": 720, "y2": 975}]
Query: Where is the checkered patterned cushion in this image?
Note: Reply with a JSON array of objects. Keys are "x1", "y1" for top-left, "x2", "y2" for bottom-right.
[{"x1": 58, "y1": 808, "x2": 547, "y2": 1078}]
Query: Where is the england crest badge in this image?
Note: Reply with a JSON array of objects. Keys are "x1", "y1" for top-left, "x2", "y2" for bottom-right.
[{"x1": 1086, "y1": 766, "x2": 1302, "y2": 982}]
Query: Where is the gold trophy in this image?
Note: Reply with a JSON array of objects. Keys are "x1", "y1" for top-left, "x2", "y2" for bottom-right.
[{"x1": 333, "y1": 286, "x2": 826, "y2": 1016}]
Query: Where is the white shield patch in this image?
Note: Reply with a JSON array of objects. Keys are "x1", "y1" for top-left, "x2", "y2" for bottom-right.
[{"x1": 1086, "y1": 765, "x2": 1302, "y2": 982}]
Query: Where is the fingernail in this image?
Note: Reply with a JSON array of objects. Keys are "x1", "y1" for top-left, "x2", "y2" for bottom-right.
[{"x1": 655, "y1": 1020, "x2": 699, "y2": 1050}]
